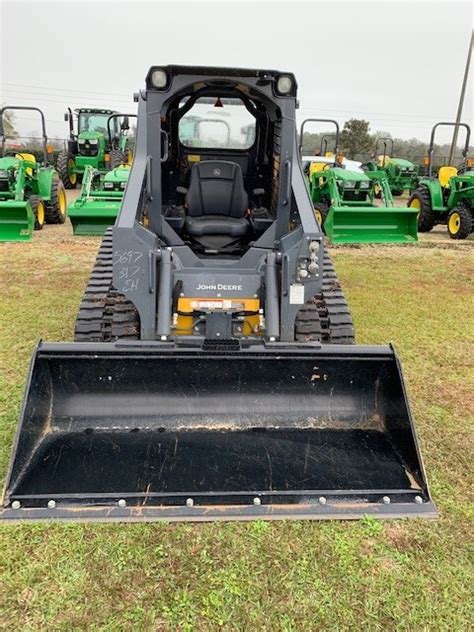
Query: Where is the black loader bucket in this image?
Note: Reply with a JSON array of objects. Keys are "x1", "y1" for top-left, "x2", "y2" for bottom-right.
[{"x1": 1, "y1": 342, "x2": 436, "y2": 522}]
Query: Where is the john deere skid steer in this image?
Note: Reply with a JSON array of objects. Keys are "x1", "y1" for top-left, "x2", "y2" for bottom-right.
[
  {"x1": 57, "y1": 108, "x2": 133, "y2": 188},
  {"x1": 408, "y1": 122, "x2": 473, "y2": 239},
  {"x1": 0, "y1": 106, "x2": 67, "y2": 242},
  {"x1": 300, "y1": 120, "x2": 418, "y2": 243},
  {"x1": 1, "y1": 66, "x2": 435, "y2": 522},
  {"x1": 68, "y1": 114, "x2": 136, "y2": 235}
]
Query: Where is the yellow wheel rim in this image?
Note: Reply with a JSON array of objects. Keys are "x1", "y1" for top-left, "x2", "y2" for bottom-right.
[
  {"x1": 314, "y1": 209, "x2": 323, "y2": 225},
  {"x1": 68, "y1": 159, "x2": 77, "y2": 185},
  {"x1": 409, "y1": 198, "x2": 421, "y2": 209},
  {"x1": 448, "y1": 212, "x2": 461, "y2": 234},
  {"x1": 37, "y1": 201, "x2": 45, "y2": 225},
  {"x1": 59, "y1": 188, "x2": 67, "y2": 215}
]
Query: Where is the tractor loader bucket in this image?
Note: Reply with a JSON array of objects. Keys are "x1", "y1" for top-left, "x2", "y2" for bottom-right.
[
  {"x1": 0, "y1": 200, "x2": 34, "y2": 242},
  {"x1": 1, "y1": 342, "x2": 436, "y2": 522},
  {"x1": 324, "y1": 206, "x2": 419, "y2": 244},
  {"x1": 68, "y1": 196, "x2": 121, "y2": 236}
]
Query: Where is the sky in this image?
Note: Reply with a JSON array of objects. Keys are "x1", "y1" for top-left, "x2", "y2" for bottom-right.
[{"x1": 0, "y1": 0, "x2": 473, "y2": 145}]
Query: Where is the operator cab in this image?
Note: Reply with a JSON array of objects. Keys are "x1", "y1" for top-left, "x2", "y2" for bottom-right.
[{"x1": 159, "y1": 91, "x2": 275, "y2": 255}]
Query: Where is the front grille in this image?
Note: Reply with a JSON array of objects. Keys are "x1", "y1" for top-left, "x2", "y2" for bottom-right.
[{"x1": 78, "y1": 143, "x2": 98, "y2": 157}]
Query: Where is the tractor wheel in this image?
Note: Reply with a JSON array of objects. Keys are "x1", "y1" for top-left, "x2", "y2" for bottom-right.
[
  {"x1": 447, "y1": 205, "x2": 472, "y2": 240},
  {"x1": 45, "y1": 177, "x2": 67, "y2": 224},
  {"x1": 29, "y1": 195, "x2": 45, "y2": 231},
  {"x1": 110, "y1": 149, "x2": 127, "y2": 168},
  {"x1": 57, "y1": 151, "x2": 77, "y2": 189},
  {"x1": 408, "y1": 187, "x2": 436, "y2": 233},
  {"x1": 313, "y1": 202, "x2": 329, "y2": 232}
]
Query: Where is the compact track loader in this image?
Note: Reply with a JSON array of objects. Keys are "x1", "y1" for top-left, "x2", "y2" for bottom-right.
[{"x1": 1, "y1": 66, "x2": 435, "y2": 522}]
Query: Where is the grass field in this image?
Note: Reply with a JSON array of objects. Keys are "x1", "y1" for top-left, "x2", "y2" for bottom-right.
[{"x1": 0, "y1": 216, "x2": 473, "y2": 630}]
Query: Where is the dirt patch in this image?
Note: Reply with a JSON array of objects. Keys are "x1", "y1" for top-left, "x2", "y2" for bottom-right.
[{"x1": 383, "y1": 524, "x2": 423, "y2": 552}]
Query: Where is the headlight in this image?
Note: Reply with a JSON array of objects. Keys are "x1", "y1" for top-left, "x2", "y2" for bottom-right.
[
  {"x1": 89, "y1": 139, "x2": 98, "y2": 145},
  {"x1": 103, "y1": 182, "x2": 114, "y2": 190},
  {"x1": 359, "y1": 181, "x2": 370, "y2": 189},
  {"x1": 343, "y1": 181, "x2": 356, "y2": 189},
  {"x1": 150, "y1": 69, "x2": 168, "y2": 89},
  {"x1": 0, "y1": 170, "x2": 8, "y2": 178},
  {"x1": 78, "y1": 139, "x2": 86, "y2": 144},
  {"x1": 276, "y1": 75, "x2": 293, "y2": 95},
  {"x1": 120, "y1": 181, "x2": 127, "y2": 189}
]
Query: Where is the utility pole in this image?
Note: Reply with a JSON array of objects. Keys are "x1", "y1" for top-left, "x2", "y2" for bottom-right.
[{"x1": 449, "y1": 30, "x2": 473, "y2": 164}]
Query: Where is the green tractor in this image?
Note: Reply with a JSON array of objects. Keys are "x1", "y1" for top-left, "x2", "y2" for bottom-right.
[
  {"x1": 68, "y1": 114, "x2": 135, "y2": 236},
  {"x1": 365, "y1": 138, "x2": 419, "y2": 197},
  {"x1": 300, "y1": 119, "x2": 418, "y2": 243},
  {"x1": 408, "y1": 122, "x2": 473, "y2": 239},
  {"x1": 57, "y1": 108, "x2": 133, "y2": 189},
  {"x1": 0, "y1": 106, "x2": 67, "y2": 242}
]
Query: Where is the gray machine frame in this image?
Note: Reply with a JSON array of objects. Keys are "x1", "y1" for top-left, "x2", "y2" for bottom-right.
[{"x1": 112, "y1": 66, "x2": 323, "y2": 343}]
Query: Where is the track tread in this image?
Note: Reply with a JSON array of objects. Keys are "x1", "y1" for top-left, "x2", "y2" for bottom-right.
[
  {"x1": 74, "y1": 228, "x2": 140, "y2": 342},
  {"x1": 295, "y1": 250, "x2": 355, "y2": 344}
]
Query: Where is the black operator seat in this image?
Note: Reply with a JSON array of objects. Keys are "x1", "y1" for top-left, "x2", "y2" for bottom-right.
[{"x1": 185, "y1": 161, "x2": 249, "y2": 237}]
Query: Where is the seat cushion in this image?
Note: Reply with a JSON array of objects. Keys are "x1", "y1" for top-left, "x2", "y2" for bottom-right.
[
  {"x1": 185, "y1": 215, "x2": 248, "y2": 237},
  {"x1": 186, "y1": 161, "x2": 249, "y2": 218}
]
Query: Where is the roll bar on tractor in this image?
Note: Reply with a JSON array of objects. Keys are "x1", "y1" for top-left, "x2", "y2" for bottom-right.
[
  {"x1": 0, "y1": 106, "x2": 49, "y2": 164},
  {"x1": 298, "y1": 118, "x2": 340, "y2": 163},
  {"x1": 107, "y1": 113, "x2": 137, "y2": 150},
  {"x1": 64, "y1": 107, "x2": 75, "y2": 138},
  {"x1": 374, "y1": 137, "x2": 394, "y2": 164},
  {"x1": 427, "y1": 122, "x2": 471, "y2": 176}
]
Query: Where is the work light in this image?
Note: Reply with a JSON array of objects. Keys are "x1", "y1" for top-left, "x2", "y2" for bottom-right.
[
  {"x1": 151, "y1": 69, "x2": 168, "y2": 89},
  {"x1": 276, "y1": 75, "x2": 293, "y2": 95}
]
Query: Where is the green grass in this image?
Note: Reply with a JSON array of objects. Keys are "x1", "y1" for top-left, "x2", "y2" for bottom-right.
[{"x1": 0, "y1": 229, "x2": 473, "y2": 630}]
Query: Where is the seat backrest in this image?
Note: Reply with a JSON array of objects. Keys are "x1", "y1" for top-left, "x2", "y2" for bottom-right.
[
  {"x1": 186, "y1": 161, "x2": 249, "y2": 217},
  {"x1": 438, "y1": 166, "x2": 457, "y2": 188}
]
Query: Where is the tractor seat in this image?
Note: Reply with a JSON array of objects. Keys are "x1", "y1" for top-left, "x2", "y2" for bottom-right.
[
  {"x1": 438, "y1": 166, "x2": 458, "y2": 188},
  {"x1": 15, "y1": 153, "x2": 36, "y2": 164},
  {"x1": 185, "y1": 161, "x2": 249, "y2": 237}
]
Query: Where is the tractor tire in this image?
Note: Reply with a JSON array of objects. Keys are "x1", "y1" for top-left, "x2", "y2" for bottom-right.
[
  {"x1": 57, "y1": 151, "x2": 77, "y2": 189},
  {"x1": 295, "y1": 249, "x2": 355, "y2": 344},
  {"x1": 313, "y1": 202, "x2": 329, "y2": 232},
  {"x1": 28, "y1": 195, "x2": 45, "y2": 231},
  {"x1": 74, "y1": 228, "x2": 140, "y2": 342},
  {"x1": 408, "y1": 187, "x2": 436, "y2": 233},
  {"x1": 447, "y1": 204, "x2": 472, "y2": 240},
  {"x1": 110, "y1": 149, "x2": 127, "y2": 169},
  {"x1": 45, "y1": 177, "x2": 67, "y2": 224}
]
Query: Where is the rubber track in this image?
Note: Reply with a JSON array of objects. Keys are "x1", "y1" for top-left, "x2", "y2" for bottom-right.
[
  {"x1": 74, "y1": 228, "x2": 140, "y2": 342},
  {"x1": 295, "y1": 249, "x2": 355, "y2": 344}
]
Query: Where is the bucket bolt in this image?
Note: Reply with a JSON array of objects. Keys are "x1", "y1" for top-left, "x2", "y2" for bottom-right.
[
  {"x1": 118, "y1": 499, "x2": 127, "y2": 508},
  {"x1": 318, "y1": 496, "x2": 327, "y2": 505},
  {"x1": 186, "y1": 498, "x2": 194, "y2": 507},
  {"x1": 11, "y1": 500, "x2": 21, "y2": 510},
  {"x1": 47, "y1": 500, "x2": 56, "y2": 509},
  {"x1": 382, "y1": 496, "x2": 391, "y2": 505},
  {"x1": 414, "y1": 495, "x2": 423, "y2": 504},
  {"x1": 253, "y1": 497, "x2": 261, "y2": 506}
]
